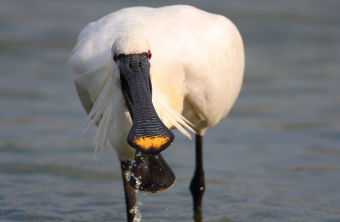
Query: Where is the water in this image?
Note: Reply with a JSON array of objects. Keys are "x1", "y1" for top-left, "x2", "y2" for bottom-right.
[
  {"x1": 0, "y1": 0, "x2": 339, "y2": 221},
  {"x1": 130, "y1": 197, "x2": 142, "y2": 222}
]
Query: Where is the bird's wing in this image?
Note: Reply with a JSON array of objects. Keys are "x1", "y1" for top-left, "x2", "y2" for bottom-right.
[
  {"x1": 67, "y1": 15, "x2": 116, "y2": 156},
  {"x1": 180, "y1": 14, "x2": 244, "y2": 128}
]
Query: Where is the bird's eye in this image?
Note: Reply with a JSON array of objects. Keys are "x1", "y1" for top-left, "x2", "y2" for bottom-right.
[
  {"x1": 148, "y1": 50, "x2": 152, "y2": 60},
  {"x1": 113, "y1": 53, "x2": 117, "y2": 62}
]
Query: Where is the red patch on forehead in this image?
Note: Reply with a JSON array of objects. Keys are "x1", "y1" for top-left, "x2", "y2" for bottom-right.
[{"x1": 148, "y1": 50, "x2": 152, "y2": 60}]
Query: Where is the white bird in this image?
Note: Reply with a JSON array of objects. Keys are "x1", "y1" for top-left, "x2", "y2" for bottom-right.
[{"x1": 67, "y1": 5, "x2": 244, "y2": 222}]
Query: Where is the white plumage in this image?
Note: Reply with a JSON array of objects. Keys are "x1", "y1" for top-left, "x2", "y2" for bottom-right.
[{"x1": 67, "y1": 5, "x2": 244, "y2": 161}]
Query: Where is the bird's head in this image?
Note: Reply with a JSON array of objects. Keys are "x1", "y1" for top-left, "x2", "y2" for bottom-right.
[{"x1": 111, "y1": 35, "x2": 176, "y2": 193}]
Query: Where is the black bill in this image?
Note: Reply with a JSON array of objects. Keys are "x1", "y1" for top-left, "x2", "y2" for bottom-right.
[
  {"x1": 119, "y1": 53, "x2": 174, "y2": 154},
  {"x1": 118, "y1": 53, "x2": 176, "y2": 192},
  {"x1": 129, "y1": 151, "x2": 176, "y2": 193}
]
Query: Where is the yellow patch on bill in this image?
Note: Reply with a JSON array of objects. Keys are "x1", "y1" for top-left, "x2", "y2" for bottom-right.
[{"x1": 133, "y1": 136, "x2": 169, "y2": 150}]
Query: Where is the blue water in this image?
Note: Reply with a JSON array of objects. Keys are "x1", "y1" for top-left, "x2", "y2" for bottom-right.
[{"x1": 1, "y1": 0, "x2": 340, "y2": 221}]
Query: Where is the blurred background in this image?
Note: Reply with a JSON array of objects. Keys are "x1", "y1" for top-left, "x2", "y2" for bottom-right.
[{"x1": 0, "y1": 0, "x2": 339, "y2": 221}]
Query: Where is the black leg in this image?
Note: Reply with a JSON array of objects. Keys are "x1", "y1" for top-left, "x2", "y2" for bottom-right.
[
  {"x1": 121, "y1": 161, "x2": 136, "y2": 222},
  {"x1": 190, "y1": 134, "x2": 205, "y2": 215}
]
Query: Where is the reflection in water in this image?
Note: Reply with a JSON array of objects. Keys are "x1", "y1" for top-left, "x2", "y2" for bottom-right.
[
  {"x1": 0, "y1": 0, "x2": 340, "y2": 221},
  {"x1": 193, "y1": 210, "x2": 202, "y2": 222}
]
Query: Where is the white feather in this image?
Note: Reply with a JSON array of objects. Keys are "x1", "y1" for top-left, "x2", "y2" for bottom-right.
[{"x1": 67, "y1": 5, "x2": 244, "y2": 161}]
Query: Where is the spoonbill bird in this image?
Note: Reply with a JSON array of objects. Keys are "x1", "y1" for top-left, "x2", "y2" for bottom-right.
[{"x1": 67, "y1": 5, "x2": 244, "y2": 221}]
